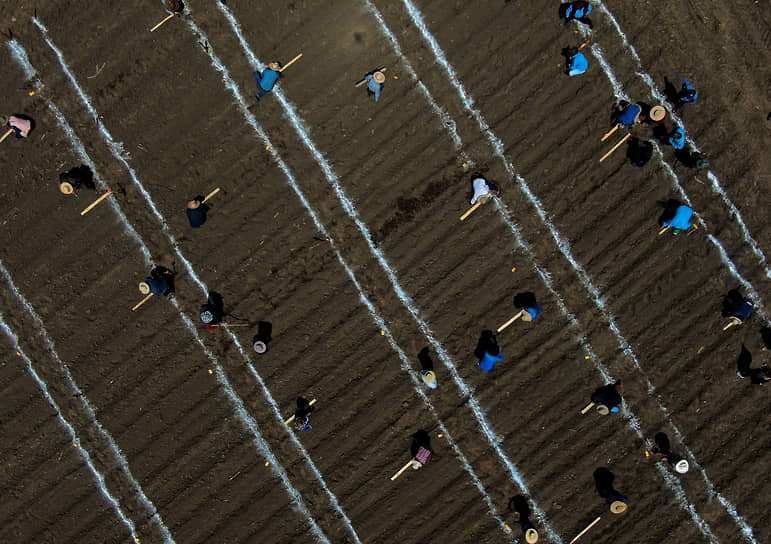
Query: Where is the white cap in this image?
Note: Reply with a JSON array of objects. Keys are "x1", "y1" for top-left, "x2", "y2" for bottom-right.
[{"x1": 675, "y1": 460, "x2": 689, "y2": 474}]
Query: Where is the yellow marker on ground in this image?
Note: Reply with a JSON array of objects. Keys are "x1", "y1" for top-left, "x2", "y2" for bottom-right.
[
  {"x1": 265, "y1": 461, "x2": 270, "y2": 467},
  {"x1": 381, "y1": 330, "x2": 385, "y2": 336},
  {"x1": 585, "y1": 355, "x2": 591, "y2": 359},
  {"x1": 208, "y1": 369, "x2": 213, "y2": 374},
  {"x1": 511, "y1": 267, "x2": 516, "y2": 272},
  {"x1": 438, "y1": 433, "x2": 443, "y2": 438}
]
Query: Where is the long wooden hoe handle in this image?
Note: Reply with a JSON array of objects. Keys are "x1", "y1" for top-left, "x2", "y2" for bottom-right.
[
  {"x1": 601, "y1": 124, "x2": 619, "y2": 142},
  {"x1": 284, "y1": 398, "x2": 317, "y2": 425},
  {"x1": 570, "y1": 516, "x2": 601, "y2": 544},
  {"x1": 658, "y1": 225, "x2": 672, "y2": 236},
  {"x1": 81, "y1": 189, "x2": 113, "y2": 216},
  {"x1": 722, "y1": 319, "x2": 740, "y2": 331},
  {"x1": 279, "y1": 53, "x2": 303, "y2": 72},
  {"x1": 0, "y1": 128, "x2": 15, "y2": 143},
  {"x1": 132, "y1": 293, "x2": 154, "y2": 311},
  {"x1": 599, "y1": 132, "x2": 631, "y2": 163},
  {"x1": 390, "y1": 459, "x2": 414, "y2": 481},
  {"x1": 202, "y1": 187, "x2": 220, "y2": 204},
  {"x1": 580, "y1": 402, "x2": 596, "y2": 415},
  {"x1": 150, "y1": 13, "x2": 176, "y2": 33},
  {"x1": 355, "y1": 67, "x2": 387, "y2": 87},
  {"x1": 460, "y1": 201, "x2": 482, "y2": 221},
  {"x1": 497, "y1": 310, "x2": 525, "y2": 333}
]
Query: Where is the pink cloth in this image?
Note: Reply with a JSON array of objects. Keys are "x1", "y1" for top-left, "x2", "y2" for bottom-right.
[
  {"x1": 415, "y1": 446, "x2": 431, "y2": 465},
  {"x1": 8, "y1": 116, "x2": 31, "y2": 137}
]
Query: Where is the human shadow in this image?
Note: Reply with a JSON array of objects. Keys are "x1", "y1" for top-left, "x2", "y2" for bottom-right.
[
  {"x1": 474, "y1": 330, "x2": 499, "y2": 359},
  {"x1": 593, "y1": 468, "x2": 627, "y2": 504},
  {"x1": 656, "y1": 199, "x2": 683, "y2": 226},
  {"x1": 418, "y1": 347, "x2": 434, "y2": 372},
  {"x1": 410, "y1": 429, "x2": 432, "y2": 456},
  {"x1": 513, "y1": 292, "x2": 537, "y2": 309},
  {"x1": 626, "y1": 137, "x2": 653, "y2": 167},
  {"x1": 761, "y1": 327, "x2": 771, "y2": 350},
  {"x1": 663, "y1": 77, "x2": 680, "y2": 106}
]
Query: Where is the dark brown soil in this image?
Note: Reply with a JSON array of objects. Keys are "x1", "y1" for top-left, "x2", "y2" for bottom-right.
[{"x1": 0, "y1": 1, "x2": 768, "y2": 543}]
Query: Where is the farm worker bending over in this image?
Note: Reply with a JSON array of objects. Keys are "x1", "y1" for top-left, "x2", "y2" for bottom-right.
[
  {"x1": 7, "y1": 115, "x2": 32, "y2": 138},
  {"x1": 653, "y1": 433, "x2": 689, "y2": 474},
  {"x1": 522, "y1": 303, "x2": 543, "y2": 323},
  {"x1": 478, "y1": 333, "x2": 504, "y2": 373},
  {"x1": 470, "y1": 176, "x2": 500, "y2": 205},
  {"x1": 677, "y1": 79, "x2": 698, "y2": 106},
  {"x1": 293, "y1": 397, "x2": 314, "y2": 431},
  {"x1": 58, "y1": 165, "x2": 95, "y2": 194},
  {"x1": 143, "y1": 266, "x2": 175, "y2": 297},
  {"x1": 162, "y1": 0, "x2": 183, "y2": 14},
  {"x1": 365, "y1": 71, "x2": 386, "y2": 101},
  {"x1": 668, "y1": 128, "x2": 686, "y2": 149},
  {"x1": 591, "y1": 382, "x2": 622, "y2": 415},
  {"x1": 567, "y1": 51, "x2": 588, "y2": 76},
  {"x1": 186, "y1": 197, "x2": 209, "y2": 228},
  {"x1": 661, "y1": 205, "x2": 694, "y2": 234},
  {"x1": 722, "y1": 290, "x2": 754, "y2": 326},
  {"x1": 410, "y1": 430, "x2": 432, "y2": 470},
  {"x1": 611, "y1": 103, "x2": 643, "y2": 126},
  {"x1": 254, "y1": 62, "x2": 281, "y2": 100},
  {"x1": 560, "y1": 2, "x2": 593, "y2": 28}
]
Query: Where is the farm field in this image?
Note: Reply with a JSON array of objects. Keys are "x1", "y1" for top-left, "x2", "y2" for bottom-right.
[{"x1": 0, "y1": 1, "x2": 768, "y2": 543}]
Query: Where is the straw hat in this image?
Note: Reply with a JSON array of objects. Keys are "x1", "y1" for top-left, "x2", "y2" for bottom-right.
[
  {"x1": 411, "y1": 460, "x2": 422, "y2": 470},
  {"x1": 526, "y1": 528, "x2": 539, "y2": 543},
  {"x1": 610, "y1": 500, "x2": 628, "y2": 514},
  {"x1": 253, "y1": 340, "x2": 267, "y2": 354},
  {"x1": 373, "y1": 71, "x2": 386, "y2": 84},
  {"x1": 268, "y1": 62, "x2": 281, "y2": 71},
  {"x1": 187, "y1": 200, "x2": 200, "y2": 209},
  {"x1": 522, "y1": 310, "x2": 533, "y2": 322},
  {"x1": 596, "y1": 404, "x2": 610, "y2": 415},
  {"x1": 649, "y1": 105, "x2": 666, "y2": 122},
  {"x1": 675, "y1": 460, "x2": 689, "y2": 474},
  {"x1": 422, "y1": 370, "x2": 437, "y2": 389},
  {"x1": 59, "y1": 181, "x2": 74, "y2": 195},
  {"x1": 138, "y1": 282, "x2": 151, "y2": 295}
]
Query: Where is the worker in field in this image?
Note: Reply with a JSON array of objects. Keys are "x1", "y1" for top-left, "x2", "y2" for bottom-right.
[
  {"x1": 470, "y1": 175, "x2": 501, "y2": 205},
  {"x1": 722, "y1": 290, "x2": 754, "y2": 329},
  {"x1": 410, "y1": 430, "x2": 433, "y2": 470},
  {"x1": 6, "y1": 114, "x2": 33, "y2": 139},
  {"x1": 162, "y1": 0, "x2": 183, "y2": 14},
  {"x1": 254, "y1": 62, "x2": 282, "y2": 100},
  {"x1": 590, "y1": 382, "x2": 622, "y2": 415},
  {"x1": 594, "y1": 468, "x2": 629, "y2": 514},
  {"x1": 364, "y1": 70, "x2": 386, "y2": 102},
  {"x1": 677, "y1": 79, "x2": 698, "y2": 107},
  {"x1": 477, "y1": 331, "x2": 504, "y2": 372},
  {"x1": 186, "y1": 196, "x2": 210, "y2": 228},
  {"x1": 564, "y1": 47, "x2": 588, "y2": 77},
  {"x1": 660, "y1": 204, "x2": 695, "y2": 235},
  {"x1": 140, "y1": 265, "x2": 175, "y2": 297},
  {"x1": 653, "y1": 432, "x2": 689, "y2": 474},
  {"x1": 611, "y1": 101, "x2": 645, "y2": 126},
  {"x1": 514, "y1": 292, "x2": 543, "y2": 324},
  {"x1": 58, "y1": 165, "x2": 96, "y2": 194},
  {"x1": 200, "y1": 292, "x2": 225, "y2": 325},
  {"x1": 508, "y1": 495, "x2": 539, "y2": 543},
  {"x1": 293, "y1": 397, "x2": 314, "y2": 431}
]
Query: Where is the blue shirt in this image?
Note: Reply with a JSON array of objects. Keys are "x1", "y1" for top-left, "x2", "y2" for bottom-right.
[
  {"x1": 613, "y1": 103, "x2": 641, "y2": 125},
  {"x1": 147, "y1": 277, "x2": 170, "y2": 296},
  {"x1": 663, "y1": 205, "x2": 693, "y2": 231},
  {"x1": 479, "y1": 350, "x2": 504, "y2": 372},
  {"x1": 258, "y1": 69, "x2": 281, "y2": 91},
  {"x1": 669, "y1": 128, "x2": 686, "y2": 149},
  {"x1": 366, "y1": 75, "x2": 384, "y2": 101},
  {"x1": 568, "y1": 52, "x2": 588, "y2": 76},
  {"x1": 680, "y1": 79, "x2": 698, "y2": 104},
  {"x1": 566, "y1": 3, "x2": 592, "y2": 18},
  {"x1": 525, "y1": 303, "x2": 543, "y2": 322}
]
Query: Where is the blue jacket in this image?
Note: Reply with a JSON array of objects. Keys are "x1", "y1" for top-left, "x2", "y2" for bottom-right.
[
  {"x1": 679, "y1": 79, "x2": 698, "y2": 104},
  {"x1": 525, "y1": 303, "x2": 543, "y2": 322},
  {"x1": 479, "y1": 350, "x2": 504, "y2": 372},
  {"x1": 732, "y1": 299, "x2": 754, "y2": 321},
  {"x1": 258, "y1": 69, "x2": 281, "y2": 91},
  {"x1": 147, "y1": 277, "x2": 170, "y2": 296},
  {"x1": 365, "y1": 75, "x2": 384, "y2": 101},
  {"x1": 568, "y1": 52, "x2": 588, "y2": 76},
  {"x1": 669, "y1": 128, "x2": 686, "y2": 149},
  {"x1": 613, "y1": 103, "x2": 641, "y2": 126},
  {"x1": 663, "y1": 205, "x2": 693, "y2": 231}
]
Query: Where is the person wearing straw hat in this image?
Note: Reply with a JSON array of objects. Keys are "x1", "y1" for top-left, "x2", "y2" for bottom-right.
[
  {"x1": 594, "y1": 468, "x2": 629, "y2": 514},
  {"x1": 58, "y1": 165, "x2": 96, "y2": 195},
  {"x1": 590, "y1": 382, "x2": 622, "y2": 415},
  {"x1": 410, "y1": 430, "x2": 433, "y2": 470},
  {"x1": 253, "y1": 62, "x2": 282, "y2": 100},
  {"x1": 470, "y1": 175, "x2": 500, "y2": 205},
  {"x1": 653, "y1": 433, "x2": 689, "y2": 474},
  {"x1": 186, "y1": 196, "x2": 210, "y2": 228},
  {"x1": 364, "y1": 70, "x2": 386, "y2": 102},
  {"x1": 421, "y1": 370, "x2": 438, "y2": 389},
  {"x1": 7, "y1": 115, "x2": 33, "y2": 139},
  {"x1": 508, "y1": 496, "x2": 539, "y2": 543},
  {"x1": 141, "y1": 265, "x2": 175, "y2": 297},
  {"x1": 560, "y1": 2, "x2": 593, "y2": 28},
  {"x1": 293, "y1": 397, "x2": 314, "y2": 432},
  {"x1": 722, "y1": 290, "x2": 754, "y2": 328},
  {"x1": 649, "y1": 105, "x2": 667, "y2": 124}
]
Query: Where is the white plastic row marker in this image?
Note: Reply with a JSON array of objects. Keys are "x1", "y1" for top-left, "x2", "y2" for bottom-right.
[
  {"x1": 592, "y1": 0, "x2": 770, "y2": 279},
  {"x1": 10, "y1": 35, "x2": 333, "y2": 544},
  {"x1": 205, "y1": 4, "x2": 554, "y2": 541},
  {"x1": 387, "y1": 1, "x2": 759, "y2": 542},
  {"x1": 0, "y1": 312, "x2": 144, "y2": 543}
]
